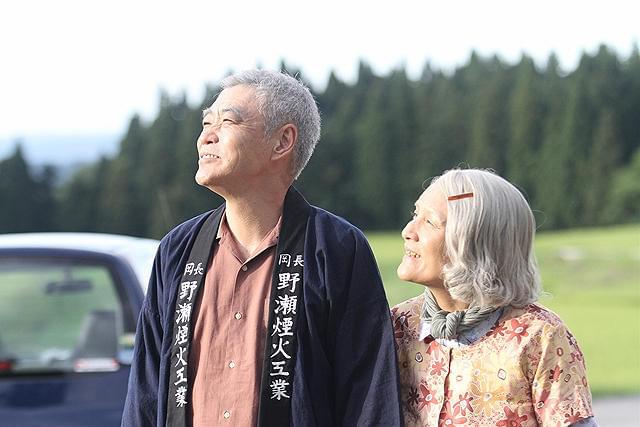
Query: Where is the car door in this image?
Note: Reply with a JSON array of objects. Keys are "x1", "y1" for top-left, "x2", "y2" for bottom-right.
[{"x1": 0, "y1": 248, "x2": 145, "y2": 426}]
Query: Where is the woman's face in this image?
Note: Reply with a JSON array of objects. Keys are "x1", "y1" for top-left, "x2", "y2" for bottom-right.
[{"x1": 397, "y1": 185, "x2": 448, "y2": 287}]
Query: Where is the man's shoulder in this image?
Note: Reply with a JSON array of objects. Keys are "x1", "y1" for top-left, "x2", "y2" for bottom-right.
[
  {"x1": 159, "y1": 208, "x2": 220, "y2": 251},
  {"x1": 309, "y1": 205, "x2": 366, "y2": 240},
  {"x1": 308, "y1": 206, "x2": 376, "y2": 255}
]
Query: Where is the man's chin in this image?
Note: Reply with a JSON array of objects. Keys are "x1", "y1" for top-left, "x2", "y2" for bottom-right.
[
  {"x1": 196, "y1": 174, "x2": 228, "y2": 195},
  {"x1": 195, "y1": 171, "x2": 216, "y2": 187}
]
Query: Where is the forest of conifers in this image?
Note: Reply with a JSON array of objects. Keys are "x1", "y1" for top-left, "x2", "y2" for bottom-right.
[{"x1": 1, "y1": 45, "x2": 639, "y2": 238}]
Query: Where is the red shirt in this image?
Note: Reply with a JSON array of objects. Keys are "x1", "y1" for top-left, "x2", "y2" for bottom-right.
[{"x1": 188, "y1": 215, "x2": 281, "y2": 425}]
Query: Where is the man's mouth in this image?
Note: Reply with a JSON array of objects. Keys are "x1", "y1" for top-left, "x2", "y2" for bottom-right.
[{"x1": 199, "y1": 153, "x2": 220, "y2": 159}]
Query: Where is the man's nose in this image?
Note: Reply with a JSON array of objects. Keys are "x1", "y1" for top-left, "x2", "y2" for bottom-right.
[{"x1": 198, "y1": 127, "x2": 219, "y2": 147}]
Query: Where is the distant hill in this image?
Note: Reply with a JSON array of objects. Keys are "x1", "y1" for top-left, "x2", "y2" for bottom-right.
[{"x1": 0, "y1": 133, "x2": 120, "y2": 168}]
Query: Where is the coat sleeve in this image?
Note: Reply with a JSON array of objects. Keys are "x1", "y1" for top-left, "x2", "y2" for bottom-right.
[
  {"x1": 121, "y1": 245, "x2": 166, "y2": 427},
  {"x1": 331, "y1": 231, "x2": 403, "y2": 426},
  {"x1": 530, "y1": 320, "x2": 595, "y2": 426}
]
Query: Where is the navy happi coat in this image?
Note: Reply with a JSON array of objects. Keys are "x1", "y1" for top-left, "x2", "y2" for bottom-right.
[{"x1": 122, "y1": 192, "x2": 402, "y2": 426}]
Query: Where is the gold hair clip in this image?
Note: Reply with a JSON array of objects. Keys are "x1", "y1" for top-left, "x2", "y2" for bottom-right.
[{"x1": 448, "y1": 192, "x2": 474, "y2": 201}]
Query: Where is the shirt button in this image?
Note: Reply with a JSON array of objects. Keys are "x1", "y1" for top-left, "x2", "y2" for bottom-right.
[
  {"x1": 234, "y1": 312, "x2": 243, "y2": 320},
  {"x1": 228, "y1": 361, "x2": 236, "y2": 369},
  {"x1": 241, "y1": 265, "x2": 248, "y2": 271},
  {"x1": 223, "y1": 410, "x2": 231, "y2": 419}
]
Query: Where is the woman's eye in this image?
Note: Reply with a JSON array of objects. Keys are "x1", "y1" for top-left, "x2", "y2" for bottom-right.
[{"x1": 426, "y1": 219, "x2": 441, "y2": 229}]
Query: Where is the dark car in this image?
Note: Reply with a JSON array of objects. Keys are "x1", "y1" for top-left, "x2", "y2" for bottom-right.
[{"x1": 0, "y1": 233, "x2": 159, "y2": 426}]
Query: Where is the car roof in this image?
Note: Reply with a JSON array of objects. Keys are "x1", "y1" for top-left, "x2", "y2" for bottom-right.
[{"x1": 0, "y1": 232, "x2": 160, "y2": 291}]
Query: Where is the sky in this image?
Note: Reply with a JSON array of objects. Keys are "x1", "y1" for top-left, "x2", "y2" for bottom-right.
[{"x1": 1, "y1": 0, "x2": 638, "y2": 140}]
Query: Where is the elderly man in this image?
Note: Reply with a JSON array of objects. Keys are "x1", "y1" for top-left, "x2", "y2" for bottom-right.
[{"x1": 122, "y1": 70, "x2": 402, "y2": 426}]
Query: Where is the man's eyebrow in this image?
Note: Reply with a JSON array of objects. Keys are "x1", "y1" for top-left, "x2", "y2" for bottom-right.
[
  {"x1": 221, "y1": 106, "x2": 244, "y2": 117},
  {"x1": 201, "y1": 106, "x2": 244, "y2": 120}
]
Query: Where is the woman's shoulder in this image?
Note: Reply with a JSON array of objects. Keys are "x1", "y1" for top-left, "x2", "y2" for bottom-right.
[
  {"x1": 391, "y1": 294, "x2": 424, "y2": 333},
  {"x1": 498, "y1": 303, "x2": 575, "y2": 342},
  {"x1": 503, "y1": 303, "x2": 564, "y2": 324},
  {"x1": 391, "y1": 294, "x2": 424, "y2": 317}
]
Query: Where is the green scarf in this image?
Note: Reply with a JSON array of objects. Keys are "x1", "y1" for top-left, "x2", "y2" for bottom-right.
[{"x1": 421, "y1": 289, "x2": 499, "y2": 340}]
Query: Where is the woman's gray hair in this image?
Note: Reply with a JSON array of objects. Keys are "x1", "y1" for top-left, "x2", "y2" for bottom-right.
[
  {"x1": 431, "y1": 168, "x2": 541, "y2": 308},
  {"x1": 220, "y1": 69, "x2": 321, "y2": 179}
]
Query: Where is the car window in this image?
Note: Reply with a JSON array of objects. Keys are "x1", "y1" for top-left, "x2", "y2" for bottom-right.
[{"x1": 0, "y1": 257, "x2": 127, "y2": 374}]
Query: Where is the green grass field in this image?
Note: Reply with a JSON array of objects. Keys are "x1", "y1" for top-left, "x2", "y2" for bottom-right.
[{"x1": 366, "y1": 224, "x2": 640, "y2": 397}]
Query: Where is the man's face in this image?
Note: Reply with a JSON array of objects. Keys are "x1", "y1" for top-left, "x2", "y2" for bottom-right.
[
  {"x1": 397, "y1": 185, "x2": 448, "y2": 287},
  {"x1": 195, "y1": 85, "x2": 273, "y2": 190}
]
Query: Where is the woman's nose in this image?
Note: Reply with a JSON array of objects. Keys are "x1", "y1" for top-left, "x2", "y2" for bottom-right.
[{"x1": 401, "y1": 221, "x2": 417, "y2": 241}]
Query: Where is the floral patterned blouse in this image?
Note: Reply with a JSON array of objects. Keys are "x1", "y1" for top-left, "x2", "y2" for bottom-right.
[{"x1": 391, "y1": 295, "x2": 595, "y2": 426}]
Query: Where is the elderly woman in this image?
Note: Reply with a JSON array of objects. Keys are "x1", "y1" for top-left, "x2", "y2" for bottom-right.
[{"x1": 392, "y1": 169, "x2": 597, "y2": 426}]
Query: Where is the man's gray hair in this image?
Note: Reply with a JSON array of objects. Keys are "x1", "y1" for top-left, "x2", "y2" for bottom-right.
[
  {"x1": 220, "y1": 69, "x2": 321, "y2": 179},
  {"x1": 432, "y1": 168, "x2": 541, "y2": 308}
]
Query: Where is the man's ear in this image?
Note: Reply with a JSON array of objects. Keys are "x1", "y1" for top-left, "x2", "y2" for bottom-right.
[{"x1": 272, "y1": 123, "x2": 297, "y2": 160}]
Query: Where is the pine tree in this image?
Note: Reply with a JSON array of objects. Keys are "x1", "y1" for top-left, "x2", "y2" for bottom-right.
[
  {"x1": 618, "y1": 43, "x2": 640, "y2": 163},
  {"x1": 603, "y1": 148, "x2": 640, "y2": 223},
  {"x1": 56, "y1": 158, "x2": 109, "y2": 232},
  {"x1": 45, "y1": 50, "x2": 640, "y2": 233},
  {"x1": 467, "y1": 56, "x2": 512, "y2": 173},
  {"x1": 385, "y1": 67, "x2": 421, "y2": 226},
  {"x1": 0, "y1": 144, "x2": 40, "y2": 232},
  {"x1": 584, "y1": 110, "x2": 620, "y2": 224},
  {"x1": 537, "y1": 51, "x2": 601, "y2": 228},
  {"x1": 298, "y1": 63, "x2": 376, "y2": 225},
  {"x1": 413, "y1": 69, "x2": 468, "y2": 181},
  {"x1": 506, "y1": 55, "x2": 545, "y2": 202},
  {"x1": 97, "y1": 115, "x2": 148, "y2": 235},
  {"x1": 142, "y1": 93, "x2": 189, "y2": 238},
  {"x1": 353, "y1": 73, "x2": 395, "y2": 228},
  {"x1": 33, "y1": 165, "x2": 57, "y2": 231}
]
